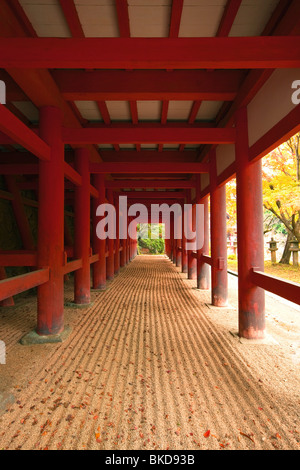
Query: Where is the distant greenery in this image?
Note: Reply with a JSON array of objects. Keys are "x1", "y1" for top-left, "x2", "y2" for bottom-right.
[{"x1": 137, "y1": 224, "x2": 165, "y2": 255}]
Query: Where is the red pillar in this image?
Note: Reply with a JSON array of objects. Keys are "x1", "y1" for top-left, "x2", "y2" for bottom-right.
[
  {"x1": 37, "y1": 106, "x2": 64, "y2": 336},
  {"x1": 74, "y1": 148, "x2": 91, "y2": 305},
  {"x1": 197, "y1": 194, "x2": 210, "y2": 290},
  {"x1": 125, "y1": 222, "x2": 129, "y2": 265},
  {"x1": 210, "y1": 150, "x2": 228, "y2": 307},
  {"x1": 170, "y1": 212, "x2": 175, "y2": 262},
  {"x1": 181, "y1": 201, "x2": 188, "y2": 273},
  {"x1": 92, "y1": 174, "x2": 106, "y2": 290},
  {"x1": 114, "y1": 195, "x2": 120, "y2": 275},
  {"x1": 175, "y1": 210, "x2": 182, "y2": 268},
  {"x1": 187, "y1": 192, "x2": 197, "y2": 280},
  {"x1": 235, "y1": 107, "x2": 265, "y2": 339},
  {"x1": 106, "y1": 189, "x2": 115, "y2": 280}
]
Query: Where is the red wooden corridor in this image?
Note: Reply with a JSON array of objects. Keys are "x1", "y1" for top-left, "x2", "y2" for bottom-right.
[{"x1": 0, "y1": 0, "x2": 299, "y2": 347}]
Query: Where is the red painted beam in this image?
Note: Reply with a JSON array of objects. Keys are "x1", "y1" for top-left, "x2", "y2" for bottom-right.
[
  {"x1": 91, "y1": 162, "x2": 209, "y2": 174},
  {"x1": 100, "y1": 149, "x2": 198, "y2": 163},
  {"x1": 169, "y1": 0, "x2": 184, "y2": 38},
  {"x1": 1, "y1": 37, "x2": 299, "y2": 69},
  {"x1": 89, "y1": 254, "x2": 99, "y2": 265},
  {"x1": 201, "y1": 255, "x2": 212, "y2": 266},
  {"x1": 0, "y1": 251, "x2": 38, "y2": 267},
  {"x1": 216, "y1": 0, "x2": 242, "y2": 37},
  {"x1": 0, "y1": 164, "x2": 38, "y2": 175},
  {"x1": 128, "y1": 199, "x2": 182, "y2": 206},
  {"x1": 59, "y1": 0, "x2": 85, "y2": 38},
  {"x1": 0, "y1": 268, "x2": 49, "y2": 302},
  {"x1": 5, "y1": 0, "x2": 37, "y2": 37},
  {"x1": 250, "y1": 268, "x2": 300, "y2": 306},
  {"x1": 63, "y1": 127, "x2": 235, "y2": 145},
  {"x1": 117, "y1": 191, "x2": 186, "y2": 199},
  {"x1": 63, "y1": 259, "x2": 83, "y2": 275},
  {"x1": 64, "y1": 161, "x2": 82, "y2": 186},
  {"x1": 53, "y1": 69, "x2": 243, "y2": 101},
  {"x1": 115, "y1": 0, "x2": 131, "y2": 37},
  {"x1": 0, "y1": 105, "x2": 50, "y2": 160},
  {"x1": 106, "y1": 180, "x2": 195, "y2": 189}
]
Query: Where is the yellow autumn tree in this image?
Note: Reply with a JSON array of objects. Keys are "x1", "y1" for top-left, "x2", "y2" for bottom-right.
[{"x1": 262, "y1": 133, "x2": 300, "y2": 263}]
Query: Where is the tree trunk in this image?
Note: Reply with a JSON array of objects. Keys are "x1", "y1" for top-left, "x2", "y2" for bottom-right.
[{"x1": 279, "y1": 232, "x2": 293, "y2": 264}]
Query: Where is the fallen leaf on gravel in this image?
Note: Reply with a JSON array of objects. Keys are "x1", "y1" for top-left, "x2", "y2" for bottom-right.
[
  {"x1": 204, "y1": 430, "x2": 210, "y2": 438},
  {"x1": 240, "y1": 432, "x2": 255, "y2": 443}
]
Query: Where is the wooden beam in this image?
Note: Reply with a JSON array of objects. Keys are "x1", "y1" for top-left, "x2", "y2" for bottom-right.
[
  {"x1": 0, "y1": 37, "x2": 299, "y2": 69},
  {"x1": 0, "y1": 268, "x2": 49, "y2": 302},
  {"x1": 63, "y1": 127, "x2": 236, "y2": 145},
  {"x1": 117, "y1": 191, "x2": 186, "y2": 198},
  {"x1": 59, "y1": 0, "x2": 85, "y2": 38},
  {"x1": 169, "y1": 0, "x2": 184, "y2": 38},
  {"x1": 106, "y1": 180, "x2": 195, "y2": 189},
  {"x1": 0, "y1": 250, "x2": 38, "y2": 267},
  {"x1": 250, "y1": 268, "x2": 300, "y2": 306},
  {"x1": 53, "y1": 69, "x2": 244, "y2": 101},
  {"x1": 90, "y1": 162, "x2": 209, "y2": 174},
  {"x1": 115, "y1": 0, "x2": 131, "y2": 37},
  {"x1": 99, "y1": 149, "x2": 198, "y2": 162},
  {"x1": 0, "y1": 105, "x2": 50, "y2": 160},
  {"x1": 216, "y1": 0, "x2": 242, "y2": 37}
]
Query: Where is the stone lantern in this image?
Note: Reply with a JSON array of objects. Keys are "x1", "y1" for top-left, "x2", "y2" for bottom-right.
[
  {"x1": 268, "y1": 237, "x2": 278, "y2": 264},
  {"x1": 289, "y1": 237, "x2": 300, "y2": 266}
]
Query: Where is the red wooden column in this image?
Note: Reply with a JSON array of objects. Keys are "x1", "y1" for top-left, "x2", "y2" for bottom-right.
[
  {"x1": 125, "y1": 218, "x2": 129, "y2": 265},
  {"x1": 187, "y1": 192, "x2": 197, "y2": 280},
  {"x1": 120, "y1": 199, "x2": 127, "y2": 268},
  {"x1": 114, "y1": 194, "x2": 120, "y2": 275},
  {"x1": 210, "y1": 149, "x2": 228, "y2": 307},
  {"x1": 74, "y1": 148, "x2": 91, "y2": 305},
  {"x1": 170, "y1": 212, "x2": 175, "y2": 262},
  {"x1": 37, "y1": 106, "x2": 65, "y2": 336},
  {"x1": 92, "y1": 174, "x2": 106, "y2": 290},
  {"x1": 181, "y1": 201, "x2": 188, "y2": 273},
  {"x1": 175, "y1": 210, "x2": 182, "y2": 268},
  {"x1": 106, "y1": 189, "x2": 115, "y2": 280},
  {"x1": 197, "y1": 195, "x2": 210, "y2": 290},
  {"x1": 235, "y1": 107, "x2": 265, "y2": 339}
]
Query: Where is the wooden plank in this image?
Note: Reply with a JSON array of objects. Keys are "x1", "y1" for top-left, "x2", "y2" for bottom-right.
[
  {"x1": 0, "y1": 268, "x2": 49, "y2": 302},
  {"x1": 250, "y1": 268, "x2": 300, "y2": 305},
  {"x1": 0, "y1": 37, "x2": 299, "y2": 69}
]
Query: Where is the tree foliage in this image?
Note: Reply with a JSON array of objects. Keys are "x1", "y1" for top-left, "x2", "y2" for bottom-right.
[{"x1": 262, "y1": 133, "x2": 300, "y2": 244}]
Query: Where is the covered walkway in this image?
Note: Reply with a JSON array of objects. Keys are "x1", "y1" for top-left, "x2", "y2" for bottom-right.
[{"x1": 0, "y1": 256, "x2": 298, "y2": 450}]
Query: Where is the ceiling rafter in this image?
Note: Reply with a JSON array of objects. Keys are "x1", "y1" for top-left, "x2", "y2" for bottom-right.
[
  {"x1": 115, "y1": 0, "x2": 131, "y2": 38},
  {"x1": 216, "y1": 0, "x2": 242, "y2": 37},
  {"x1": 58, "y1": 0, "x2": 84, "y2": 38}
]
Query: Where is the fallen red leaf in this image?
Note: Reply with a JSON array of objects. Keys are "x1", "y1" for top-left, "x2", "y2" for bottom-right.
[{"x1": 204, "y1": 430, "x2": 210, "y2": 438}]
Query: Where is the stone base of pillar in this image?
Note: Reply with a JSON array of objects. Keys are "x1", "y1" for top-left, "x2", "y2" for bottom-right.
[
  {"x1": 64, "y1": 301, "x2": 94, "y2": 309},
  {"x1": 20, "y1": 325, "x2": 72, "y2": 345}
]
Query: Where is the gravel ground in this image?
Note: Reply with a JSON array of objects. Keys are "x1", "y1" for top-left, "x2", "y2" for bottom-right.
[{"x1": 0, "y1": 255, "x2": 299, "y2": 450}]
